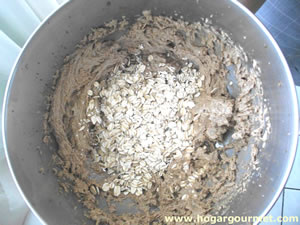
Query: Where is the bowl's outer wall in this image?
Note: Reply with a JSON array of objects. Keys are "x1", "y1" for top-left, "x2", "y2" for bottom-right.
[{"x1": 3, "y1": 0, "x2": 298, "y2": 224}]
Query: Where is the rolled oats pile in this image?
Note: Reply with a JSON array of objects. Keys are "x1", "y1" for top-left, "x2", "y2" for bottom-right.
[
  {"x1": 46, "y1": 11, "x2": 270, "y2": 225},
  {"x1": 84, "y1": 61, "x2": 203, "y2": 196}
]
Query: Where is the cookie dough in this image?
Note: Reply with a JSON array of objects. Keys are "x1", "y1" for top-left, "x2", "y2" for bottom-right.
[{"x1": 46, "y1": 11, "x2": 269, "y2": 225}]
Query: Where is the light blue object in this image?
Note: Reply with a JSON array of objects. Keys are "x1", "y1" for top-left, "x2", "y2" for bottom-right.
[
  {"x1": 282, "y1": 189, "x2": 300, "y2": 225},
  {"x1": 55, "y1": 0, "x2": 67, "y2": 5},
  {"x1": 0, "y1": 31, "x2": 20, "y2": 77},
  {"x1": 0, "y1": 0, "x2": 40, "y2": 46}
]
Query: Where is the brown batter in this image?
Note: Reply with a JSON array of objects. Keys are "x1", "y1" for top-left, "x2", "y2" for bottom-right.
[{"x1": 45, "y1": 11, "x2": 269, "y2": 225}]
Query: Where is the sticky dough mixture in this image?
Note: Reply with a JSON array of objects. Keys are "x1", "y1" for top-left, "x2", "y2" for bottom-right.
[{"x1": 47, "y1": 12, "x2": 269, "y2": 225}]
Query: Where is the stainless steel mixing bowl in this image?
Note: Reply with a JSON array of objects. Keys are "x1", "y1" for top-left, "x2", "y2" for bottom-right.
[{"x1": 2, "y1": 0, "x2": 298, "y2": 224}]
